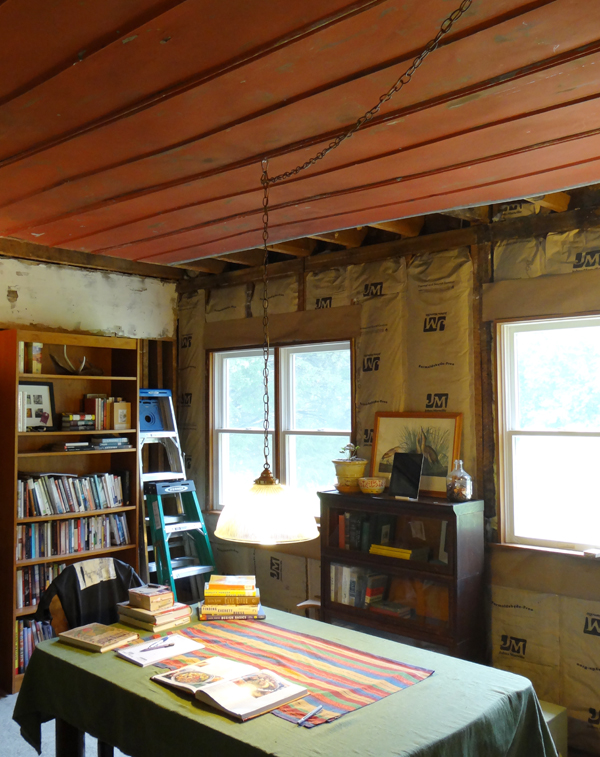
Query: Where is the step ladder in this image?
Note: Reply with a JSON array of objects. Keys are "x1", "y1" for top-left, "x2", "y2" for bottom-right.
[
  {"x1": 138, "y1": 389, "x2": 214, "y2": 600},
  {"x1": 144, "y1": 479, "x2": 214, "y2": 600}
]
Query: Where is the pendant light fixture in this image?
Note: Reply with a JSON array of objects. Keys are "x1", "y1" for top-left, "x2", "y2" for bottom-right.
[{"x1": 214, "y1": 1, "x2": 472, "y2": 545}]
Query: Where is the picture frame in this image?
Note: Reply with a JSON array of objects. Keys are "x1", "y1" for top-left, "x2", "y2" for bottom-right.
[
  {"x1": 371, "y1": 412, "x2": 463, "y2": 498},
  {"x1": 18, "y1": 381, "x2": 56, "y2": 431}
]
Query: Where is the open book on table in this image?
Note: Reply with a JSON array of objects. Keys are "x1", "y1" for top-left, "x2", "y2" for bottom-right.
[{"x1": 152, "y1": 656, "x2": 307, "y2": 720}]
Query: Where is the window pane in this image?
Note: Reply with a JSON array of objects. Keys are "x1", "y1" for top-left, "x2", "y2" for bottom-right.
[
  {"x1": 224, "y1": 354, "x2": 274, "y2": 429},
  {"x1": 218, "y1": 432, "x2": 273, "y2": 506},
  {"x1": 513, "y1": 434, "x2": 600, "y2": 547},
  {"x1": 515, "y1": 325, "x2": 600, "y2": 431},
  {"x1": 291, "y1": 350, "x2": 351, "y2": 430},
  {"x1": 286, "y1": 434, "x2": 351, "y2": 515}
]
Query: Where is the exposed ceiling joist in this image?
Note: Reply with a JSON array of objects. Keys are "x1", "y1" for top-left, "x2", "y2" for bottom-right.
[
  {"x1": 524, "y1": 191, "x2": 571, "y2": 213},
  {"x1": 218, "y1": 250, "x2": 265, "y2": 267},
  {"x1": 308, "y1": 228, "x2": 368, "y2": 249},
  {"x1": 368, "y1": 218, "x2": 424, "y2": 237},
  {"x1": 176, "y1": 258, "x2": 227, "y2": 274},
  {"x1": 267, "y1": 239, "x2": 317, "y2": 257},
  {"x1": 441, "y1": 206, "x2": 490, "y2": 224}
]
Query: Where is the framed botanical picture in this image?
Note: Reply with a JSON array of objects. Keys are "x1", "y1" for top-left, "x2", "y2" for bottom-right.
[
  {"x1": 371, "y1": 412, "x2": 462, "y2": 497},
  {"x1": 18, "y1": 381, "x2": 56, "y2": 431}
]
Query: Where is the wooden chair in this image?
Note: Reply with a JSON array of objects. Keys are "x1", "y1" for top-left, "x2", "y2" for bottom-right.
[{"x1": 36, "y1": 557, "x2": 144, "y2": 757}]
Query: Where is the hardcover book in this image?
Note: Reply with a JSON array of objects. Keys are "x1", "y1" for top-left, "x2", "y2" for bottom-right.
[
  {"x1": 58, "y1": 623, "x2": 138, "y2": 653},
  {"x1": 206, "y1": 575, "x2": 256, "y2": 592},
  {"x1": 117, "y1": 614, "x2": 190, "y2": 633},
  {"x1": 117, "y1": 601, "x2": 191, "y2": 624},
  {"x1": 152, "y1": 657, "x2": 307, "y2": 720},
  {"x1": 206, "y1": 588, "x2": 260, "y2": 606},
  {"x1": 198, "y1": 602, "x2": 266, "y2": 621}
]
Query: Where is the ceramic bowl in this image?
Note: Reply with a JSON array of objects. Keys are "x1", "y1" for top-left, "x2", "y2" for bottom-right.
[{"x1": 358, "y1": 476, "x2": 386, "y2": 494}]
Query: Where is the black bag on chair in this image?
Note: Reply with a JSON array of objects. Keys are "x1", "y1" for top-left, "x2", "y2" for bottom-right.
[{"x1": 35, "y1": 557, "x2": 143, "y2": 632}]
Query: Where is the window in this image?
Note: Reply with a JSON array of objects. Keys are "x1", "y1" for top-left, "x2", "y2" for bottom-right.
[
  {"x1": 212, "y1": 342, "x2": 351, "y2": 514},
  {"x1": 498, "y1": 316, "x2": 600, "y2": 551}
]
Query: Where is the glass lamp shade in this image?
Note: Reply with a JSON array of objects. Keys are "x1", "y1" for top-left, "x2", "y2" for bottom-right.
[{"x1": 214, "y1": 481, "x2": 319, "y2": 545}]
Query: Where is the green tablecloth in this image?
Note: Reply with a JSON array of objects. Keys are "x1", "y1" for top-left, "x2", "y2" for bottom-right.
[{"x1": 13, "y1": 607, "x2": 558, "y2": 757}]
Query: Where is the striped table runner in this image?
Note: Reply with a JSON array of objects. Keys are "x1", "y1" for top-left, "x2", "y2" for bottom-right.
[{"x1": 157, "y1": 621, "x2": 433, "y2": 727}]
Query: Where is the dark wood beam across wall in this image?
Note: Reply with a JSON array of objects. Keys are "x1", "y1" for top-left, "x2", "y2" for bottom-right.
[
  {"x1": 177, "y1": 201, "x2": 600, "y2": 293},
  {"x1": 0, "y1": 236, "x2": 185, "y2": 280}
]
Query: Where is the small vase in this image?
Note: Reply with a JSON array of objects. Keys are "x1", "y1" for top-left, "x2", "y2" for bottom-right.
[
  {"x1": 446, "y1": 460, "x2": 473, "y2": 501},
  {"x1": 332, "y1": 459, "x2": 368, "y2": 493}
]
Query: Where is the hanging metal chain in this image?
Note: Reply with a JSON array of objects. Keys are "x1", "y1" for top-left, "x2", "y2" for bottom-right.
[
  {"x1": 258, "y1": 158, "x2": 273, "y2": 478},
  {"x1": 265, "y1": 0, "x2": 472, "y2": 187},
  {"x1": 258, "y1": 0, "x2": 472, "y2": 478}
]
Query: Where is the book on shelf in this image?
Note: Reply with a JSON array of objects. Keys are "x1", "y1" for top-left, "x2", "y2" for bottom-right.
[
  {"x1": 128, "y1": 584, "x2": 174, "y2": 611},
  {"x1": 151, "y1": 656, "x2": 307, "y2": 720},
  {"x1": 83, "y1": 396, "x2": 132, "y2": 431},
  {"x1": 115, "y1": 632, "x2": 204, "y2": 667},
  {"x1": 369, "y1": 544, "x2": 430, "y2": 561},
  {"x1": 198, "y1": 602, "x2": 265, "y2": 620},
  {"x1": 62, "y1": 413, "x2": 95, "y2": 421},
  {"x1": 58, "y1": 622, "x2": 138, "y2": 652},
  {"x1": 369, "y1": 601, "x2": 414, "y2": 619},
  {"x1": 26, "y1": 342, "x2": 43, "y2": 373},
  {"x1": 206, "y1": 588, "x2": 260, "y2": 606},
  {"x1": 48, "y1": 442, "x2": 91, "y2": 452},
  {"x1": 117, "y1": 601, "x2": 191, "y2": 624}
]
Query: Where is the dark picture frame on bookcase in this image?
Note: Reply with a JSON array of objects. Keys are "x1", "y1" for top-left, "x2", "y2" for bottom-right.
[
  {"x1": 371, "y1": 412, "x2": 462, "y2": 497},
  {"x1": 18, "y1": 381, "x2": 56, "y2": 432}
]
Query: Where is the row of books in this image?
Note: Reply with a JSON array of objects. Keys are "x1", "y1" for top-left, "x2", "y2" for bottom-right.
[
  {"x1": 337, "y1": 512, "x2": 395, "y2": 551},
  {"x1": 16, "y1": 513, "x2": 130, "y2": 560},
  {"x1": 330, "y1": 564, "x2": 389, "y2": 607},
  {"x1": 83, "y1": 395, "x2": 131, "y2": 431},
  {"x1": 16, "y1": 562, "x2": 67, "y2": 609},
  {"x1": 199, "y1": 575, "x2": 264, "y2": 621},
  {"x1": 16, "y1": 618, "x2": 53, "y2": 674},
  {"x1": 17, "y1": 472, "x2": 127, "y2": 518},
  {"x1": 117, "y1": 584, "x2": 193, "y2": 632}
]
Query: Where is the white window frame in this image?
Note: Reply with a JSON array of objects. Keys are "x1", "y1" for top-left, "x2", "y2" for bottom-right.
[
  {"x1": 279, "y1": 342, "x2": 352, "y2": 489},
  {"x1": 212, "y1": 341, "x2": 351, "y2": 509},
  {"x1": 498, "y1": 315, "x2": 600, "y2": 551}
]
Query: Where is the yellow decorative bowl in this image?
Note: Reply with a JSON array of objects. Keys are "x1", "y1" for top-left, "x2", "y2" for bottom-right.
[{"x1": 358, "y1": 476, "x2": 386, "y2": 494}]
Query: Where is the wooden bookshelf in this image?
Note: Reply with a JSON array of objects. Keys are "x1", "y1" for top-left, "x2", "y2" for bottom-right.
[
  {"x1": 319, "y1": 490, "x2": 485, "y2": 661},
  {"x1": 0, "y1": 329, "x2": 140, "y2": 693}
]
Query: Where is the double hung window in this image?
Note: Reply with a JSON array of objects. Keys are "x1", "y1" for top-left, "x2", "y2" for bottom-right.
[
  {"x1": 498, "y1": 316, "x2": 600, "y2": 551},
  {"x1": 212, "y1": 342, "x2": 351, "y2": 515}
]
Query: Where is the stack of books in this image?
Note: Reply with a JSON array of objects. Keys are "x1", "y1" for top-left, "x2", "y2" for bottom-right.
[
  {"x1": 199, "y1": 575, "x2": 264, "y2": 621},
  {"x1": 49, "y1": 440, "x2": 91, "y2": 452},
  {"x1": 117, "y1": 584, "x2": 192, "y2": 632},
  {"x1": 91, "y1": 436, "x2": 132, "y2": 451},
  {"x1": 62, "y1": 413, "x2": 95, "y2": 431}
]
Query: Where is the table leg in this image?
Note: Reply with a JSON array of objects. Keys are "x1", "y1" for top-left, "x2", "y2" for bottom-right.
[
  {"x1": 97, "y1": 741, "x2": 114, "y2": 757},
  {"x1": 56, "y1": 718, "x2": 85, "y2": 757}
]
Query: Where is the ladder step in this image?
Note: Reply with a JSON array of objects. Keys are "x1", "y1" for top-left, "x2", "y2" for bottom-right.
[
  {"x1": 142, "y1": 472, "x2": 186, "y2": 482},
  {"x1": 172, "y1": 564, "x2": 214, "y2": 580},
  {"x1": 165, "y1": 522, "x2": 205, "y2": 535}
]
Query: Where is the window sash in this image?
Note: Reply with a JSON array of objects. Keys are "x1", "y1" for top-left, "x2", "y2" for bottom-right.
[{"x1": 498, "y1": 316, "x2": 600, "y2": 551}]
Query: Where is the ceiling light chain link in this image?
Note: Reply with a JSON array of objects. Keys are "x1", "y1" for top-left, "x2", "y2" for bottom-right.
[{"x1": 258, "y1": 0, "x2": 471, "y2": 476}]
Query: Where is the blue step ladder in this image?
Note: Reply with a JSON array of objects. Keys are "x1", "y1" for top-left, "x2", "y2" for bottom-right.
[
  {"x1": 143, "y1": 479, "x2": 214, "y2": 601},
  {"x1": 139, "y1": 389, "x2": 214, "y2": 600}
]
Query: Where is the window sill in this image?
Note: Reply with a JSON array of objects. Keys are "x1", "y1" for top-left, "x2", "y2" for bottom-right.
[{"x1": 490, "y1": 541, "x2": 592, "y2": 561}]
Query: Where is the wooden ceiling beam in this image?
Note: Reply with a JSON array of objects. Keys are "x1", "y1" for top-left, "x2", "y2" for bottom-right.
[
  {"x1": 308, "y1": 228, "x2": 368, "y2": 249},
  {"x1": 368, "y1": 218, "x2": 424, "y2": 237},
  {"x1": 176, "y1": 258, "x2": 227, "y2": 274},
  {"x1": 440, "y1": 206, "x2": 490, "y2": 223},
  {"x1": 267, "y1": 239, "x2": 317, "y2": 257},
  {"x1": 218, "y1": 250, "x2": 265, "y2": 267},
  {"x1": 0, "y1": 236, "x2": 185, "y2": 280},
  {"x1": 524, "y1": 191, "x2": 571, "y2": 213}
]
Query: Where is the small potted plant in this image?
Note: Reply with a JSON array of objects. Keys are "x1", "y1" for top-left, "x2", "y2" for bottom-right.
[{"x1": 332, "y1": 443, "x2": 368, "y2": 493}]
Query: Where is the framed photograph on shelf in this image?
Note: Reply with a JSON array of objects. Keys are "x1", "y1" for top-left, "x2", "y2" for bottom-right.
[
  {"x1": 371, "y1": 412, "x2": 462, "y2": 497},
  {"x1": 18, "y1": 381, "x2": 56, "y2": 432}
]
